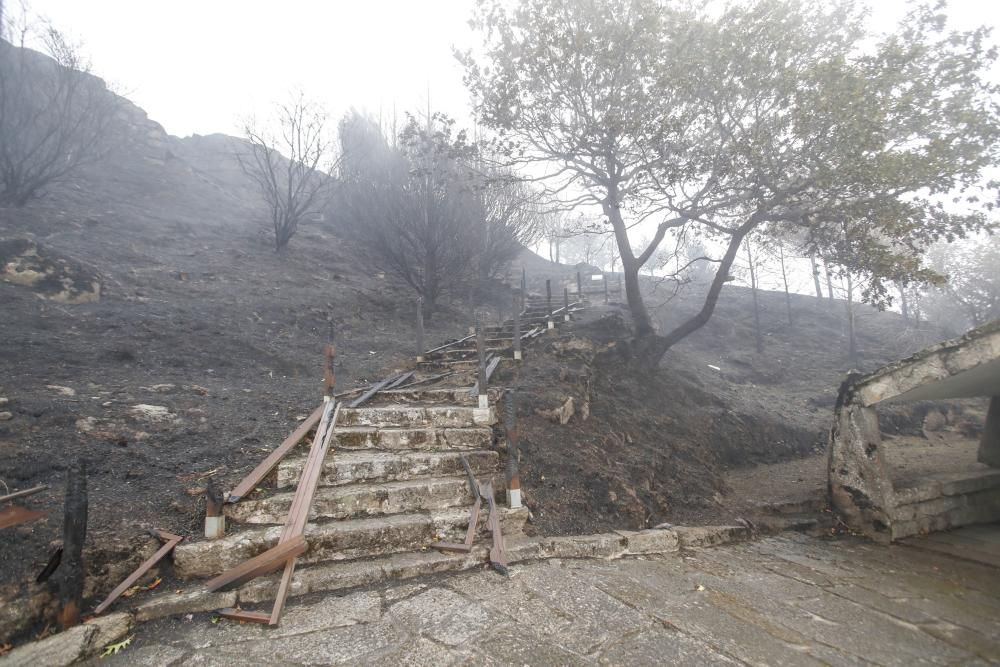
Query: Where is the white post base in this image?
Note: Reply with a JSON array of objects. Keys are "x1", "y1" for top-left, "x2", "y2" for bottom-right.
[
  {"x1": 513, "y1": 349, "x2": 522, "y2": 361},
  {"x1": 564, "y1": 314, "x2": 570, "y2": 322},
  {"x1": 507, "y1": 488, "x2": 522, "y2": 509},
  {"x1": 478, "y1": 394, "x2": 489, "y2": 410},
  {"x1": 205, "y1": 515, "x2": 226, "y2": 540},
  {"x1": 547, "y1": 320, "x2": 555, "y2": 330},
  {"x1": 415, "y1": 355, "x2": 424, "y2": 363}
]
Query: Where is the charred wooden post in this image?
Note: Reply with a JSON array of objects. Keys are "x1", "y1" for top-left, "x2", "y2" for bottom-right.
[
  {"x1": 476, "y1": 314, "x2": 488, "y2": 409},
  {"x1": 617, "y1": 273, "x2": 623, "y2": 298},
  {"x1": 323, "y1": 321, "x2": 336, "y2": 399},
  {"x1": 546, "y1": 279, "x2": 554, "y2": 331},
  {"x1": 563, "y1": 287, "x2": 570, "y2": 322},
  {"x1": 512, "y1": 293, "x2": 522, "y2": 361},
  {"x1": 415, "y1": 297, "x2": 425, "y2": 362},
  {"x1": 205, "y1": 476, "x2": 225, "y2": 539},
  {"x1": 503, "y1": 390, "x2": 522, "y2": 509},
  {"x1": 576, "y1": 271, "x2": 583, "y2": 301},
  {"x1": 57, "y1": 459, "x2": 87, "y2": 630},
  {"x1": 521, "y1": 267, "x2": 526, "y2": 295},
  {"x1": 603, "y1": 273, "x2": 609, "y2": 303}
]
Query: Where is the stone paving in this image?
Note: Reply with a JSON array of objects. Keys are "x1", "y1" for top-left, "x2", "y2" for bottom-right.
[{"x1": 93, "y1": 531, "x2": 1000, "y2": 666}]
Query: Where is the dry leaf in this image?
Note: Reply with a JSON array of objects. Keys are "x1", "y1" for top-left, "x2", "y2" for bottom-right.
[{"x1": 101, "y1": 635, "x2": 133, "y2": 657}]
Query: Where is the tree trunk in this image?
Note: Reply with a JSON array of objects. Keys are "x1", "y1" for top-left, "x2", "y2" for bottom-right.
[
  {"x1": 604, "y1": 203, "x2": 655, "y2": 336},
  {"x1": 745, "y1": 239, "x2": 763, "y2": 353},
  {"x1": 779, "y1": 245, "x2": 793, "y2": 326},
  {"x1": 632, "y1": 219, "x2": 756, "y2": 368},
  {"x1": 810, "y1": 256, "x2": 823, "y2": 300},
  {"x1": 845, "y1": 273, "x2": 857, "y2": 363},
  {"x1": 899, "y1": 284, "x2": 909, "y2": 323},
  {"x1": 824, "y1": 259, "x2": 835, "y2": 302}
]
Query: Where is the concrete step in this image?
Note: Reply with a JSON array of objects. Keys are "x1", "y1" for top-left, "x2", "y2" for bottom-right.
[
  {"x1": 330, "y1": 426, "x2": 493, "y2": 451},
  {"x1": 276, "y1": 449, "x2": 499, "y2": 488},
  {"x1": 339, "y1": 404, "x2": 492, "y2": 428},
  {"x1": 226, "y1": 474, "x2": 504, "y2": 524},
  {"x1": 173, "y1": 506, "x2": 530, "y2": 579}
]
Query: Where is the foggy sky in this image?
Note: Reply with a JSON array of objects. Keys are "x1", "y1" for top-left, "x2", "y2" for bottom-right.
[{"x1": 27, "y1": 0, "x2": 1000, "y2": 139}]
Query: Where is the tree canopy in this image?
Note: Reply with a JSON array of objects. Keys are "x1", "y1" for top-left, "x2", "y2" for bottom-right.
[{"x1": 462, "y1": 0, "x2": 1000, "y2": 365}]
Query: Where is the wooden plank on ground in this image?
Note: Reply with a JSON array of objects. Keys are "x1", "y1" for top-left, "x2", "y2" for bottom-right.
[
  {"x1": 0, "y1": 505, "x2": 45, "y2": 529},
  {"x1": 204, "y1": 535, "x2": 307, "y2": 592},
  {"x1": 227, "y1": 404, "x2": 324, "y2": 503},
  {"x1": 93, "y1": 530, "x2": 183, "y2": 614}
]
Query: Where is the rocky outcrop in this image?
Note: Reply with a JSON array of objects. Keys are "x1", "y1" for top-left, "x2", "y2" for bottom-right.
[{"x1": 0, "y1": 238, "x2": 101, "y2": 304}]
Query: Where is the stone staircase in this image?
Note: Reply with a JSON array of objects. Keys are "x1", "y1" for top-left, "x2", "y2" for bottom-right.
[{"x1": 168, "y1": 292, "x2": 584, "y2": 605}]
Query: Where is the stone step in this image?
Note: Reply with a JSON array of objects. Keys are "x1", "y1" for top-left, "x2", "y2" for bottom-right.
[
  {"x1": 330, "y1": 426, "x2": 493, "y2": 451},
  {"x1": 276, "y1": 449, "x2": 499, "y2": 488},
  {"x1": 173, "y1": 506, "x2": 529, "y2": 579},
  {"x1": 418, "y1": 357, "x2": 510, "y2": 370},
  {"x1": 339, "y1": 404, "x2": 492, "y2": 428},
  {"x1": 368, "y1": 387, "x2": 485, "y2": 407},
  {"x1": 428, "y1": 346, "x2": 511, "y2": 359},
  {"x1": 226, "y1": 474, "x2": 504, "y2": 524}
]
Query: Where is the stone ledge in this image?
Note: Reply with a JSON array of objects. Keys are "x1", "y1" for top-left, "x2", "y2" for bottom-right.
[
  {"x1": 674, "y1": 525, "x2": 752, "y2": 549},
  {"x1": 2, "y1": 612, "x2": 132, "y2": 667},
  {"x1": 133, "y1": 525, "x2": 755, "y2": 624}
]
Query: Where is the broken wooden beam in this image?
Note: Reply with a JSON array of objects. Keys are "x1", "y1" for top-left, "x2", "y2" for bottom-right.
[
  {"x1": 268, "y1": 558, "x2": 297, "y2": 625},
  {"x1": 217, "y1": 608, "x2": 272, "y2": 624},
  {"x1": 226, "y1": 404, "x2": 324, "y2": 503},
  {"x1": 348, "y1": 373, "x2": 405, "y2": 409},
  {"x1": 204, "y1": 535, "x2": 307, "y2": 592},
  {"x1": 416, "y1": 297, "x2": 425, "y2": 362},
  {"x1": 93, "y1": 530, "x2": 183, "y2": 615},
  {"x1": 425, "y1": 333, "x2": 474, "y2": 356},
  {"x1": 0, "y1": 484, "x2": 48, "y2": 504},
  {"x1": 393, "y1": 371, "x2": 453, "y2": 391}
]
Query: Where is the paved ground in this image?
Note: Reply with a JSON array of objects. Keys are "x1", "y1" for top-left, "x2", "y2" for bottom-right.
[{"x1": 95, "y1": 530, "x2": 1000, "y2": 666}]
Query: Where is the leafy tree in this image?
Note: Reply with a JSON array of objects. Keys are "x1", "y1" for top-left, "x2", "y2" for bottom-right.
[
  {"x1": 239, "y1": 93, "x2": 337, "y2": 253},
  {"x1": 462, "y1": 0, "x2": 1000, "y2": 368}
]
